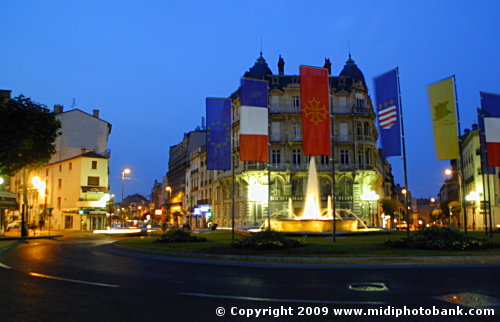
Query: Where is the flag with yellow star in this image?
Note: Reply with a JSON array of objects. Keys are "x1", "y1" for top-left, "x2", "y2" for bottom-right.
[
  {"x1": 427, "y1": 76, "x2": 459, "y2": 160},
  {"x1": 206, "y1": 98, "x2": 231, "y2": 170},
  {"x1": 300, "y1": 65, "x2": 331, "y2": 156},
  {"x1": 374, "y1": 68, "x2": 401, "y2": 157}
]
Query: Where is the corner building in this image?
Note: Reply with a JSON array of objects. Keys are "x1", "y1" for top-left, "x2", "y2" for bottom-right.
[{"x1": 211, "y1": 54, "x2": 391, "y2": 227}]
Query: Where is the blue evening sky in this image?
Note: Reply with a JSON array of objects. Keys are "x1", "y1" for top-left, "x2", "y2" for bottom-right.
[{"x1": 1, "y1": 0, "x2": 499, "y2": 200}]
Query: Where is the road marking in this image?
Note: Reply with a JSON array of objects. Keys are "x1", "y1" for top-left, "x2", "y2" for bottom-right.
[
  {"x1": 0, "y1": 262, "x2": 12, "y2": 269},
  {"x1": 29, "y1": 272, "x2": 119, "y2": 288},
  {"x1": 178, "y1": 292, "x2": 384, "y2": 305}
]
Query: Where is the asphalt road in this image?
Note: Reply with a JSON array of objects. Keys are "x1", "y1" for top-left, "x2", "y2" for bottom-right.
[{"x1": 0, "y1": 233, "x2": 499, "y2": 321}]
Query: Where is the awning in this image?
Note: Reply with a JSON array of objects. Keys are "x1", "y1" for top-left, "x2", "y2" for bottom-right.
[{"x1": 0, "y1": 191, "x2": 19, "y2": 209}]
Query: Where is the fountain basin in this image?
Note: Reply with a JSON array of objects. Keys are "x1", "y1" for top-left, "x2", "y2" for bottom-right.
[{"x1": 265, "y1": 219, "x2": 358, "y2": 233}]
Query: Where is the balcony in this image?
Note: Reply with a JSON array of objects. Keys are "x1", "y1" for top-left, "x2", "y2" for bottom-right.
[
  {"x1": 269, "y1": 134, "x2": 302, "y2": 142},
  {"x1": 81, "y1": 186, "x2": 108, "y2": 193},
  {"x1": 269, "y1": 105, "x2": 301, "y2": 114}
]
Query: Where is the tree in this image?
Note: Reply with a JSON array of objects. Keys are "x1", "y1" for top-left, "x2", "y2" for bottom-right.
[
  {"x1": 0, "y1": 95, "x2": 61, "y2": 176},
  {"x1": 381, "y1": 198, "x2": 404, "y2": 229},
  {"x1": 0, "y1": 95, "x2": 61, "y2": 236}
]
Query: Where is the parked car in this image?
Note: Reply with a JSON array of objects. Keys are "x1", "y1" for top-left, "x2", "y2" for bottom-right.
[{"x1": 6, "y1": 220, "x2": 20, "y2": 231}]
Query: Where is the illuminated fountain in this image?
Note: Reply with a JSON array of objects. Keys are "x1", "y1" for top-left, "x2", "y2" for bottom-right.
[{"x1": 263, "y1": 157, "x2": 367, "y2": 233}]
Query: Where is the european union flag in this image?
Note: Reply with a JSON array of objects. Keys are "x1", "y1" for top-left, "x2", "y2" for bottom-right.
[
  {"x1": 206, "y1": 98, "x2": 231, "y2": 170},
  {"x1": 373, "y1": 68, "x2": 402, "y2": 157}
]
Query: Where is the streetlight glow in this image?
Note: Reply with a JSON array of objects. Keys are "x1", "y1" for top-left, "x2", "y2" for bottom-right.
[{"x1": 444, "y1": 168, "x2": 453, "y2": 176}]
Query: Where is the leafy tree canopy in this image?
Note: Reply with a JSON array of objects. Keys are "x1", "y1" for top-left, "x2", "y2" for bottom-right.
[
  {"x1": 381, "y1": 198, "x2": 404, "y2": 216},
  {"x1": 0, "y1": 95, "x2": 61, "y2": 176}
]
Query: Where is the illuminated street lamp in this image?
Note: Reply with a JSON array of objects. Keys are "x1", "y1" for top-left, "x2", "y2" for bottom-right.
[
  {"x1": 121, "y1": 168, "x2": 131, "y2": 204},
  {"x1": 444, "y1": 168, "x2": 453, "y2": 176}
]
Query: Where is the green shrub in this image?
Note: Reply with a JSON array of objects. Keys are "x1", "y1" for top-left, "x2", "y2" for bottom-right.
[
  {"x1": 157, "y1": 227, "x2": 207, "y2": 243},
  {"x1": 232, "y1": 230, "x2": 305, "y2": 250},
  {"x1": 385, "y1": 226, "x2": 492, "y2": 250}
]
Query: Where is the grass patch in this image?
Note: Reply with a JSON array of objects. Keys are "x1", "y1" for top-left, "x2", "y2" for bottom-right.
[{"x1": 118, "y1": 230, "x2": 500, "y2": 257}]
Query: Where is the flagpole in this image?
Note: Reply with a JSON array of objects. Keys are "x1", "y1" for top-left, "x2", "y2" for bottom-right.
[
  {"x1": 396, "y1": 68, "x2": 410, "y2": 238},
  {"x1": 330, "y1": 97, "x2": 337, "y2": 242},
  {"x1": 453, "y1": 75, "x2": 468, "y2": 234},
  {"x1": 478, "y1": 107, "x2": 493, "y2": 237},
  {"x1": 231, "y1": 103, "x2": 236, "y2": 242}
]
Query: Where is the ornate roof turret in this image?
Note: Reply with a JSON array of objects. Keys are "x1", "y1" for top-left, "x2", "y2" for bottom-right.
[
  {"x1": 339, "y1": 54, "x2": 366, "y2": 85},
  {"x1": 244, "y1": 52, "x2": 273, "y2": 79}
]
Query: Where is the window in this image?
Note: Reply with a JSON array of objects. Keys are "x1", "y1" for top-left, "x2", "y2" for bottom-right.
[
  {"x1": 58, "y1": 179, "x2": 62, "y2": 189},
  {"x1": 365, "y1": 149, "x2": 372, "y2": 165},
  {"x1": 356, "y1": 122, "x2": 363, "y2": 137},
  {"x1": 292, "y1": 149, "x2": 301, "y2": 165},
  {"x1": 87, "y1": 176, "x2": 100, "y2": 186},
  {"x1": 291, "y1": 178, "x2": 303, "y2": 196},
  {"x1": 59, "y1": 165, "x2": 62, "y2": 172},
  {"x1": 91, "y1": 161, "x2": 98, "y2": 170},
  {"x1": 271, "y1": 122, "x2": 280, "y2": 141},
  {"x1": 364, "y1": 122, "x2": 370, "y2": 136},
  {"x1": 57, "y1": 197, "x2": 61, "y2": 209},
  {"x1": 45, "y1": 169, "x2": 49, "y2": 176},
  {"x1": 292, "y1": 96, "x2": 300, "y2": 111},
  {"x1": 69, "y1": 162, "x2": 72, "y2": 170},
  {"x1": 339, "y1": 122, "x2": 348, "y2": 141},
  {"x1": 320, "y1": 155, "x2": 329, "y2": 165},
  {"x1": 292, "y1": 123, "x2": 301, "y2": 140},
  {"x1": 320, "y1": 178, "x2": 331, "y2": 197},
  {"x1": 358, "y1": 150, "x2": 363, "y2": 165},
  {"x1": 356, "y1": 99, "x2": 365, "y2": 108},
  {"x1": 340, "y1": 150, "x2": 349, "y2": 164},
  {"x1": 271, "y1": 149, "x2": 281, "y2": 165}
]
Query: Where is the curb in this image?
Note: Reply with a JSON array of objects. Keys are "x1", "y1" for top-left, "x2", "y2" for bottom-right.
[
  {"x1": 0, "y1": 235, "x2": 64, "y2": 241},
  {"x1": 112, "y1": 242, "x2": 500, "y2": 265}
]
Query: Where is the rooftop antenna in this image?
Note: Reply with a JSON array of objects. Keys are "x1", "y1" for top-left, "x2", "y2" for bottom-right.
[
  {"x1": 260, "y1": 36, "x2": 263, "y2": 56},
  {"x1": 348, "y1": 40, "x2": 352, "y2": 59}
]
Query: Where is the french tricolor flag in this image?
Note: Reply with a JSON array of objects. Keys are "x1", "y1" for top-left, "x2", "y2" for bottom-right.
[
  {"x1": 239, "y1": 78, "x2": 269, "y2": 162},
  {"x1": 481, "y1": 92, "x2": 500, "y2": 166}
]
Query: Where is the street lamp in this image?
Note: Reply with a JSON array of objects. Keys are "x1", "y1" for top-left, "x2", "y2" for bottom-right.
[
  {"x1": 121, "y1": 168, "x2": 131, "y2": 225},
  {"x1": 121, "y1": 168, "x2": 131, "y2": 204},
  {"x1": 466, "y1": 191, "x2": 480, "y2": 230}
]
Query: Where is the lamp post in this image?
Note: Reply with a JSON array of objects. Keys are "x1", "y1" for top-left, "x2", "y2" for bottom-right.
[
  {"x1": 121, "y1": 168, "x2": 131, "y2": 204},
  {"x1": 164, "y1": 186, "x2": 172, "y2": 224},
  {"x1": 121, "y1": 168, "x2": 131, "y2": 225},
  {"x1": 444, "y1": 167, "x2": 467, "y2": 233},
  {"x1": 465, "y1": 191, "x2": 479, "y2": 231}
]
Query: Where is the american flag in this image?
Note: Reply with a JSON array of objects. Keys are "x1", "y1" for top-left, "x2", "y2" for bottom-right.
[{"x1": 379, "y1": 105, "x2": 397, "y2": 129}]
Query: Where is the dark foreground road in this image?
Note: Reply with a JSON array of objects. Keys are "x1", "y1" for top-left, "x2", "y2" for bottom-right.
[{"x1": 0, "y1": 233, "x2": 498, "y2": 321}]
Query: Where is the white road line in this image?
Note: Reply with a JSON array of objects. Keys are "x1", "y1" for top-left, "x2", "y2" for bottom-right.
[
  {"x1": 178, "y1": 292, "x2": 384, "y2": 305},
  {"x1": 29, "y1": 272, "x2": 119, "y2": 288},
  {"x1": 0, "y1": 262, "x2": 12, "y2": 269}
]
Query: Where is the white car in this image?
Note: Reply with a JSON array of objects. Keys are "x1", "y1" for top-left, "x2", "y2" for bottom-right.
[{"x1": 6, "y1": 220, "x2": 20, "y2": 231}]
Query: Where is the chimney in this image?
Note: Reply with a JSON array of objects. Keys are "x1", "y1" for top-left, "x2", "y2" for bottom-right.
[
  {"x1": 93, "y1": 109, "x2": 100, "y2": 118},
  {"x1": 0, "y1": 89, "x2": 12, "y2": 104},
  {"x1": 278, "y1": 55, "x2": 285, "y2": 75},
  {"x1": 54, "y1": 104, "x2": 64, "y2": 114},
  {"x1": 324, "y1": 58, "x2": 332, "y2": 74}
]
